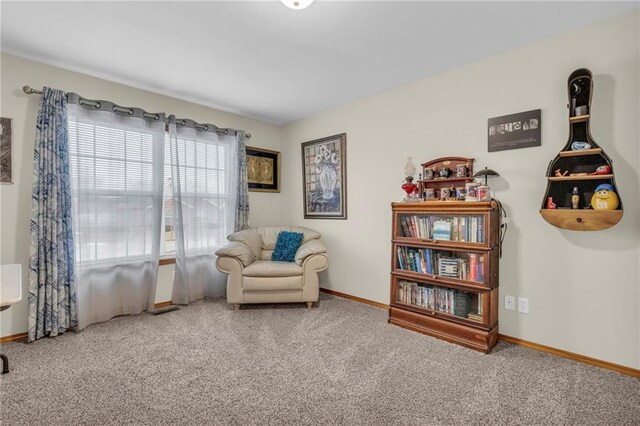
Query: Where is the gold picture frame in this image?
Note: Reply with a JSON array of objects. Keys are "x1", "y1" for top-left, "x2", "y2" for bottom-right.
[{"x1": 247, "y1": 146, "x2": 280, "y2": 193}]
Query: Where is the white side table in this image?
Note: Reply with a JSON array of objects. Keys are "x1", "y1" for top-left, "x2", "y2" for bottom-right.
[{"x1": 1, "y1": 264, "x2": 23, "y2": 374}]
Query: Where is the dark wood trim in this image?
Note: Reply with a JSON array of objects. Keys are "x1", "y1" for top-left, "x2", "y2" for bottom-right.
[
  {"x1": 499, "y1": 334, "x2": 640, "y2": 378},
  {"x1": 0, "y1": 332, "x2": 27, "y2": 343},
  {"x1": 154, "y1": 301, "x2": 173, "y2": 309},
  {"x1": 159, "y1": 258, "x2": 176, "y2": 266},
  {"x1": 320, "y1": 288, "x2": 389, "y2": 310}
]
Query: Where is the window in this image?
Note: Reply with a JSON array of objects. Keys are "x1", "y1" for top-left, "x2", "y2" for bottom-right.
[
  {"x1": 166, "y1": 132, "x2": 233, "y2": 255},
  {"x1": 68, "y1": 108, "x2": 233, "y2": 264},
  {"x1": 67, "y1": 106, "x2": 165, "y2": 265}
]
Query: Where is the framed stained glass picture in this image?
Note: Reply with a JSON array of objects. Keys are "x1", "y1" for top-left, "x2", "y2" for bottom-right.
[{"x1": 301, "y1": 133, "x2": 347, "y2": 219}]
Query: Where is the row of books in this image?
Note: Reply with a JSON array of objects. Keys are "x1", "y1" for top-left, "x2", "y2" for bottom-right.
[
  {"x1": 399, "y1": 215, "x2": 485, "y2": 243},
  {"x1": 396, "y1": 246, "x2": 485, "y2": 283},
  {"x1": 396, "y1": 280, "x2": 483, "y2": 319}
]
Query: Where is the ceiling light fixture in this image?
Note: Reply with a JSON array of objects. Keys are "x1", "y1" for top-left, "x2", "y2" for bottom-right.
[{"x1": 280, "y1": 0, "x2": 314, "y2": 10}]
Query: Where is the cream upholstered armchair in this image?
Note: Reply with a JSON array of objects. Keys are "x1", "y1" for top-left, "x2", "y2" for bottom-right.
[{"x1": 215, "y1": 226, "x2": 329, "y2": 309}]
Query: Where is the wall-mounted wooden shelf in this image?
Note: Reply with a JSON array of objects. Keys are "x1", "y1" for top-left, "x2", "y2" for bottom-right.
[
  {"x1": 417, "y1": 157, "x2": 475, "y2": 201},
  {"x1": 540, "y1": 209, "x2": 623, "y2": 231},
  {"x1": 558, "y1": 148, "x2": 602, "y2": 157},
  {"x1": 540, "y1": 68, "x2": 622, "y2": 231},
  {"x1": 548, "y1": 174, "x2": 613, "y2": 181}
]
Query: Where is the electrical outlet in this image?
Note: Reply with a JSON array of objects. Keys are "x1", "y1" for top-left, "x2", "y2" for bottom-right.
[
  {"x1": 517, "y1": 297, "x2": 529, "y2": 314},
  {"x1": 504, "y1": 295, "x2": 515, "y2": 310}
]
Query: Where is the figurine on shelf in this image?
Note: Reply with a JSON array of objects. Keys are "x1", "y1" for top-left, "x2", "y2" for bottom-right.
[
  {"x1": 570, "y1": 82, "x2": 580, "y2": 117},
  {"x1": 424, "y1": 167, "x2": 436, "y2": 180},
  {"x1": 591, "y1": 184, "x2": 619, "y2": 210},
  {"x1": 571, "y1": 187, "x2": 580, "y2": 209},
  {"x1": 425, "y1": 188, "x2": 436, "y2": 200},
  {"x1": 589, "y1": 165, "x2": 612, "y2": 175},
  {"x1": 546, "y1": 197, "x2": 557, "y2": 209},
  {"x1": 456, "y1": 163, "x2": 468, "y2": 178},
  {"x1": 575, "y1": 105, "x2": 588, "y2": 116},
  {"x1": 438, "y1": 166, "x2": 451, "y2": 179},
  {"x1": 440, "y1": 187, "x2": 452, "y2": 200},
  {"x1": 571, "y1": 141, "x2": 591, "y2": 151},
  {"x1": 465, "y1": 182, "x2": 479, "y2": 202},
  {"x1": 554, "y1": 169, "x2": 569, "y2": 177}
]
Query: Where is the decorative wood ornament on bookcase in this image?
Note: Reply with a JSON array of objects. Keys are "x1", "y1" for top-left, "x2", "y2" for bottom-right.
[{"x1": 540, "y1": 68, "x2": 623, "y2": 231}]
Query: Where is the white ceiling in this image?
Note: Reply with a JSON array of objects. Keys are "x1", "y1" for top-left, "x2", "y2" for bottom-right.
[{"x1": 1, "y1": 1, "x2": 638, "y2": 125}]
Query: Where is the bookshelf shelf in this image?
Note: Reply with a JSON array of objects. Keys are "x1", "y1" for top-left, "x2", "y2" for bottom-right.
[
  {"x1": 389, "y1": 200, "x2": 501, "y2": 353},
  {"x1": 392, "y1": 238, "x2": 488, "y2": 251},
  {"x1": 540, "y1": 68, "x2": 623, "y2": 231}
]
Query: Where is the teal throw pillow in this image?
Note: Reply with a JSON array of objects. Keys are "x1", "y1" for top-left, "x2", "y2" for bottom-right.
[{"x1": 271, "y1": 231, "x2": 304, "y2": 262}]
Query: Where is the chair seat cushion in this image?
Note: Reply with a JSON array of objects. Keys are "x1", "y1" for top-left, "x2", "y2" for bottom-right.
[
  {"x1": 242, "y1": 260, "x2": 303, "y2": 277},
  {"x1": 243, "y1": 276, "x2": 303, "y2": 291}
]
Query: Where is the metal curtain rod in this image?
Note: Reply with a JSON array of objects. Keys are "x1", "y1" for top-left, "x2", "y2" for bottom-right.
[{"x1": 22, "y1": 85, "x2": 252, "y2": 139}]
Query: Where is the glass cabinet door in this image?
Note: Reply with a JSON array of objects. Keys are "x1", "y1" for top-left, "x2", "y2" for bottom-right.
[
  {"x1": 396, "y1": 213, "x2": 486, "y2": 244},
  {"x1": 395, "y1": 280, "x2": 485, "y2": 323},
  {"x1": 395, "y1": 245, "x2": 486, "y2": 285}
]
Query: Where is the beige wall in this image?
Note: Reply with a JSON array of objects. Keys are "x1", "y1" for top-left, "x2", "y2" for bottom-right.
[
  {"x1": 281, "y1": 11, "x2": 640, "y2": 369},
  {"x1": 0, "y1": 53, "x2": 284, "y2": 337}
]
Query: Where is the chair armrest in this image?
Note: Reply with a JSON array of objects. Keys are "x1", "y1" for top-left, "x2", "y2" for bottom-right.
[
  {"x1": 215, "y1": 241, "x2": 255, "y2": 267},
  {"x1": 295, "y1": 239, "x2": 327, "y2": 266}
]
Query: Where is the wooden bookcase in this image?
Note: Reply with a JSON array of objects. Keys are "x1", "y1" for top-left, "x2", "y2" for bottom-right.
[{"x1": 389, "y1": 200, "x2": 501, "y2": 353}]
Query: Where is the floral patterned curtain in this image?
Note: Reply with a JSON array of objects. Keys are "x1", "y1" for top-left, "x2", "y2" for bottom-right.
[
  {"x1": 235, "y1": 131, "x2": 250, "y2": 231},
  {"x1": 28, "y1": 87, "x2": 77, "y2": 342}
]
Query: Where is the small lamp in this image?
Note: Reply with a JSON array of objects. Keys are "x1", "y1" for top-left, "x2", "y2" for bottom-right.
[{"x1": 474, "y1": 167, "x2": 500, "y2": 186}]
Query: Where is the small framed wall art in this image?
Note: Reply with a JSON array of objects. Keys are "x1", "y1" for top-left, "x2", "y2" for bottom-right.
[
  {"x1": 247, "y1": 146, "x2": 280, "y2": 193},
  {"x1": 0, "y1": 117, "x2": 12, "y2": 184},
  {"x1": 301, "y1": 133, "x2": 347, "y2": 219},
  {"x1": 488, "y1": 109, "x2": 541, "y2": 152}
]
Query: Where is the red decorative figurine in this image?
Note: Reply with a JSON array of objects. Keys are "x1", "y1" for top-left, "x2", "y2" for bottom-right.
[
  {"x1": 589, "y1": 165, "x2": 611, "y2": 175},
  {"x1": 546, "y1": 196, "x2": 557, "y2": 209}
]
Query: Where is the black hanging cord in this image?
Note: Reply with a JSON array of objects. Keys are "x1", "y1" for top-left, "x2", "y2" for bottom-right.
[{"x1": 492, "y1": 198, "x2": 507, "y2": 258}]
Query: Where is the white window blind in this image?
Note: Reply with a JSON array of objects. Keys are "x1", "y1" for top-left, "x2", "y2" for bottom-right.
[
  {"x1": 67, "y1": 106, "x2": 165, "y2": 265},
  {"x1": 168, "y1": 132, "x2": 235, "y2": 254}
]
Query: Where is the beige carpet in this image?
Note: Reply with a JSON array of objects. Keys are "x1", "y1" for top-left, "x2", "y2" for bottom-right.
[{"x1": 1, "y1": 294, "x2": 638, "y2": 425}]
